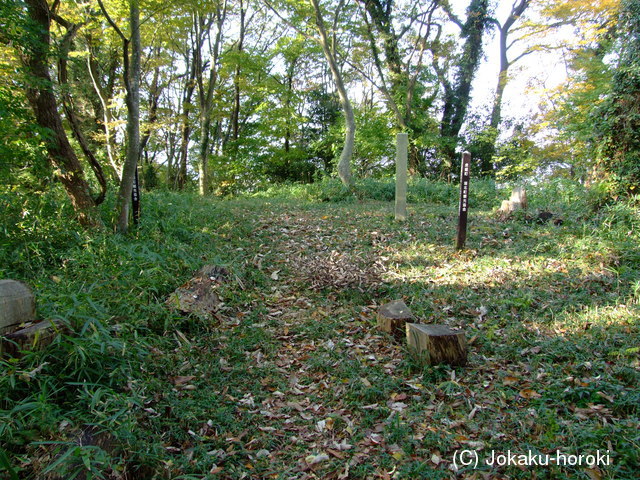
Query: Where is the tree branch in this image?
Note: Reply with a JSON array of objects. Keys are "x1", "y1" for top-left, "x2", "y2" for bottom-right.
[
  {"x1": 440, "y1": 0, "x2": 463, "y2": 30},
  {"x1": 96, "y1": 0, "x2": 128, "y2": 43}
]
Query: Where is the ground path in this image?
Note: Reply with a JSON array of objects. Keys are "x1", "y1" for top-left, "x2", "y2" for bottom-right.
[{"x1": 142, "y1": 198, "x2": 637, "y2": 480}]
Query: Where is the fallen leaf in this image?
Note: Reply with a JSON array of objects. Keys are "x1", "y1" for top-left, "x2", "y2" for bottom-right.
[
  {"x1": 503, "y1": 376, "x2": 519, "y2": 386},
  {"x1": 388, "y1": 401, "x2": 408, "y2": 412},
  {"x1": 287, "y1": 401, "x2": 305, "y2": 412},
  {"x1": 585, "y1": 468, "x2": 603, "y2": 480},
  {"x1": 519, "y1": 389, "x2": 542, "y2": 399},
  {"x1": 171, "y1": 375, "x2": 196, "y2": 386},
  {"x1": 326, "y1": 448, "x2": 345, "y2": 459},
  {"x1": 597, "y1": 391, "x2": 615, "y2": 403},
  {"x1": 333, "y1": 439, "x2": 352, "y2": 451},
  {"x1": 305, "y1": 453, "x2": 330, "y2": 465}
]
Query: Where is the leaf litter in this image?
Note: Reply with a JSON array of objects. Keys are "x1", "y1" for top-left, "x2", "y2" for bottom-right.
[{"x1": 149, "y1": 201, "x2": 639, "y2": 479}]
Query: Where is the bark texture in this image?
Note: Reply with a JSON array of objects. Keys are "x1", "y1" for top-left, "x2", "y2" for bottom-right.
[{"x1": 22, "y1": 0, "x2": 101, "y2": 228}]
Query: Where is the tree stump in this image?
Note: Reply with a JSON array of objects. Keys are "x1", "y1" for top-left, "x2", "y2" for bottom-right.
[
  {"x1": 510, "y1": 186, "x2": 527, "y2": 210},
  {"x1": 499, "y1": 186, "x2": 527, "y2": 214},
  {"x1": 406, "y1": 323, "x2": 467, "y2": 366},
  {"x1": 377, "y1": 300, "x2": 413, "y2": 338},
  {"x1": 0, "y1": 279, "x2": 36, "y2": 334},
  {"x1": 1, "y1": 319, "x2": 66, "y2": 356},
  {"x1": 166, "y1": 265, "x2": 229, "y2": 317}
]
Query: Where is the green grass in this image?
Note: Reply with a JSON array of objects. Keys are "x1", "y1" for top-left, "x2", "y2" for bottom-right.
[{"x1": 1, "y1": 182, "x2": 638, "y2": 479}]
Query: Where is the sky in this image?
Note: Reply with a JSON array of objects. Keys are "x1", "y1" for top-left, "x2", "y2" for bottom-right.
[{"x1": 462, "y1": 0, "x2": 572, "y2": 128}]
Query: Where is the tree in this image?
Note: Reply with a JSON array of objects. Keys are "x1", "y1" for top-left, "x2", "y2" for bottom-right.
[
  {"x1": 309, "y1": 0, "x2": 355, "y2": 186},
  {"x1": 194, "y1": 2, "x2": 227, "y2": 195},
  {"x1": 98, "y1": 0, "x2": 142, "y2": 233},
  {"x1": 17, "y1": 0, "x2": 102, "y2": 227},
  {"x1": 534, "y1": 0, "x2": 621, "y2": 185},
  {"x1": 56, "y1": 16, "x2": 108, "y2": 205},
  {"x1": 438, "y1": 0, "x2": 491, "y2": 171},
  {"x1": 265, "y1": 0, "x2": 356, "y2": 186},
  {"x1": 488, "y1": 0, "x2": 529, "y2": 134},
  {"x1": 593, "y1": 0, "x2": 640, "y2": 194},
  {"x1": 356, "y1": 0, "x2": 440, "y2": 175}
]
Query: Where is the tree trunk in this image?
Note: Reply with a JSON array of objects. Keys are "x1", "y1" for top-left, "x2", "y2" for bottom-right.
[
  {"x1": 195, "y1": 6, "x2": 226, "y2": 196},
  {"x1": 377, "y1": 299, "x2": 414, "y2": 339},
  {"x1": 58, "y1": 25, "x2": 107, "y2": 205},
  {"x1": 439, "y1": 0, "x2": 490, "y2": 169},
  {"x1": 485, "y1": 0, "x2": 530, "y2": 173},
  {"x1": 406, "y1": 323, "x2": 467, "y2": 366},
  {"x1": 116, "y1": 0, "x2": 141, "y2": 233},
  {"x1": 87, "y1": 45, "x2": 121, "y2": 181},
  {"x1": 176, "y1": 51, "x2": 197, "y2": 190},
  {"x1": 21, "y1": 0, "x2": 101, "y2": 228},
  {"x1": 358, "y1": 0, "x2": 440, "y2": 176},
  {"x1": 284, "y1": 57, "x2": 298, "y2": 152},
  {"x1": 231, "y1": 0, "x2": 245, "y2": 142},
  {"x1": 310, "y1": 0, "x2": 354, "y2": 187},
  {"x1": 140, "y1": 52, "x2": 162, "y2": 160},
  {"x1": 490, "y1": 36, "x2": 509, "y2": 132},
  {"x1": 0, "y1": 280, "x2": 36, "y2": 334}
]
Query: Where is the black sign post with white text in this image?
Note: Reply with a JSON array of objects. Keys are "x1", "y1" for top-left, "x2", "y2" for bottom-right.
[
  {"x1": 132, "y1": 165, "x2": 140, "y2": 225},
  {"x1": 456, "y1": 151, "x2": 471, "y2": 250}
]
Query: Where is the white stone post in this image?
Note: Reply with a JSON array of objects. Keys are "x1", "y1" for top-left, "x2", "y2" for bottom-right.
[{"x1": 395, "y1": 133, "x2": 408, "y2": 221}]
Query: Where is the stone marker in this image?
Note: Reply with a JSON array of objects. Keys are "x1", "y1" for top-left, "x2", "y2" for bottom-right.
[
  {"x1": 406, "y1": 323, "x2": 467, "y2": 366},
  {"x1": 0, "y1": 279, "x2": 36, "y2": 334},
  {"x1": 1, "y1": 319, "x2": 66, "y2": 356},
  {"x1": 395, "y1": 133, "x2": 408, "y2": 221},
  {"x1": 377, "y1": 300, "x2": 413, "y2": 338}
]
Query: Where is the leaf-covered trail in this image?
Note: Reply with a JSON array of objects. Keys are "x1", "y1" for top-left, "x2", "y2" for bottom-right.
[{"x1": 145, "y1": 199, "x2": 638, "y2": 480}]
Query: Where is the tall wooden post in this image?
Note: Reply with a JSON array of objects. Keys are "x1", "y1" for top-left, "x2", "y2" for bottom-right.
[
  {"x1": 395, "y1": 133, "x2": 408, "y2": 221},
  {"x1": 456, "y1": 151, "x2": 471, "y2": 250}
]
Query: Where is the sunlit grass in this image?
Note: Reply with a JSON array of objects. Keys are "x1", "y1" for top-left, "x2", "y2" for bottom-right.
[{"x1": 1, "y1": 182, "x2": 639, "y2": 478}]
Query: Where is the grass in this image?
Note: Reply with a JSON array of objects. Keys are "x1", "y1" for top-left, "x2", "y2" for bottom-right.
[{"x1": 0, "y1": 180, "x2": 639, "y2": 479}]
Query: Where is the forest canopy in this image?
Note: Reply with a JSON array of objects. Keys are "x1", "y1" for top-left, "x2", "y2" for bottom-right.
[{"x1": 0, "y1": 0, "x2": 638, "y2": 227}]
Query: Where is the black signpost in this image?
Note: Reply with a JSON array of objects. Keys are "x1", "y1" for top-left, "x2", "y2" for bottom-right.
[
  {"x1": 132, "y1": 165, "x2": 140, "y2": 225},
  {"x1": 456, "y1": 151, "x2": 471, "y2": 250}
]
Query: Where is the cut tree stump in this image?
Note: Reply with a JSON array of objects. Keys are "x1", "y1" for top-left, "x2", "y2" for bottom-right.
[
  {"x1": 377, "y1": 300, "x2": 413, "y2": 338},
  {"x1": 166, "y1": 265, "x2": 229, "y2": 317},
  {"x1": 499, "y1": 186, "x2": 527, "y2": 214},
  {"x1": 406, "y1": 323, "x2": 467, "y2": 366},
  {"x1": 0, "y1": 279, "x2": 36, "y2": 334},
  {"x1": 1, "y1": 319, "x2": 66, "y2": 356}
]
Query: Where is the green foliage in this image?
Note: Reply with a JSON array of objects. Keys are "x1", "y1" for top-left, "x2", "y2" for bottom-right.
[
  {"x1": 0, "y1": 189, "x2": 85, "y2": 277},
  {"x1": 593, "y1": 0, "x2": 640, "y2": 196},
  {"x1": 353, "y1": 107, "x2": 394, "y2": 177},
  {"x1": 524, "y1": 177, "x2": 591, "y2": 216},
  {"x1": 0, "y1": 83, "x2": 50, "y2": 188},
  {"x1": 544, "y1": 0, "x2": 640, "y2": 197},
  {"x1": 439, "y1": 0, "x2": 491, "y2": 166},
  {"x1": 1, "y1": 184, "x2": 640, "y2": 478},
  {"x1": 252, "y1": 176, "x2": 501, "y2": 208}
]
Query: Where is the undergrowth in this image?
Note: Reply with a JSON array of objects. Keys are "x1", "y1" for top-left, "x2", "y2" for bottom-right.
[{"x1": 0, "y1": 180, "x2": 638, "y2": 479}]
